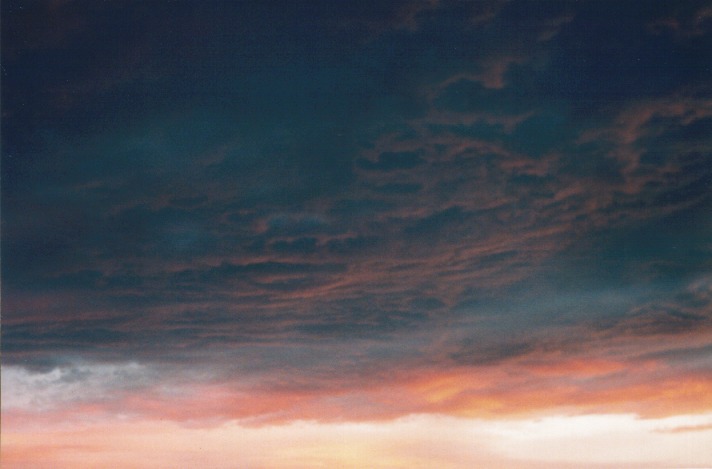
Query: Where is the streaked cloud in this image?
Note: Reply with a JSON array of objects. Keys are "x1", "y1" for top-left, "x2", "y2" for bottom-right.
[{"x1": 2, "y1": 0, "x2": 711, "y2": 467}]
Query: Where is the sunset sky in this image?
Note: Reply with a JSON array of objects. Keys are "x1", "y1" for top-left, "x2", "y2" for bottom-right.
[{"x1": 2, "y1": 1, "x2": 712, "y2": 467}]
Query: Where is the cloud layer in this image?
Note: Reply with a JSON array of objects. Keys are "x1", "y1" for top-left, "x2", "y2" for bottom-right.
[{"x1": 2, "y1": 0, "x2": 711, "y2": 467}]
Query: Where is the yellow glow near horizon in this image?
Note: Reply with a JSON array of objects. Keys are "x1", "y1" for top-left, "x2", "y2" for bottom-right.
[{"x1": 3, "y1": 413, "x2": 712, "y2": 468}]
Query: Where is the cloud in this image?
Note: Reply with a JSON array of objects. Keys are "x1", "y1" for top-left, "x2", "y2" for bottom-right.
[
  {"x1": 6, "y1": 283, "x2": 711, "y2": 425},
  {"x1": 648, "y1": 3, "x2": 712, "y2": 37},
  {"x1": 1, "y1": 362, "x2": 152, "y2": 413},
  {"x1": 356, "y1": 151, "x2": 425, "y2": 171},
  {"x1": 2, "y1": 3, "x2": 711, "y2": 466}
]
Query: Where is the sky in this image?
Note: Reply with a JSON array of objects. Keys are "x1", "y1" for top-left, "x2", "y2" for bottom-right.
[{"x1": 2, "y1": 0, "x2": 712, "y2": 467}]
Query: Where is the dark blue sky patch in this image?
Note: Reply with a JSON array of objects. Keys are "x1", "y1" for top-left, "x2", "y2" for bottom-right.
[
  {"x1": 372, "y1": 182, "x2": 423, "y2": 194},
  {"x1": 543, "y1": 1, "x2": 712, "y2": 110},
  {"x1": 357, "y1": 151, "x2": 425, "y2": 171},
  {"x1": 403, "y1": 206, "x2": 468, "y2": 237},
  {"x1": 2, "y1": 0, "x2": 710, "y2": 402},
  {"x1": 508, "y1": 111, "x2": 574, "y2": 157},
  {"x1": 271, "y1": 237, "x2": 320, "y2": 255},
  {"x1": 326, "y1": 236, "x2": 381, "y2": 255}
]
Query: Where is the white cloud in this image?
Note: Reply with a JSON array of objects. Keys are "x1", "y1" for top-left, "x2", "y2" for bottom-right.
[{"x1": 1, "y1": 362, "x2": 150, "y2": 412}]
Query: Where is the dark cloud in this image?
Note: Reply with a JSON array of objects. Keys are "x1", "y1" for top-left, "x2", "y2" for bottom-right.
[
  {"x1": 621, "y1": 307, "x2": 707, "y2": 337},
  {"x1": 450, "y1": 340, "x2": 536, "y2": 366},
  {"x1": 372, "y1": 182, "x2": 423, "y2": 194},
  {"x1": 403, "y1": 206, "x2": 469, "y2": 238},
  {"x1": 357, "y1": 151, "x2": 425, "y2": 171},
  {"x1": 325, "y1": 236, "x2": 381, "y2": 255},
  {"x1": 2, "y1": 0, "x2": 711, "y2": 437}
]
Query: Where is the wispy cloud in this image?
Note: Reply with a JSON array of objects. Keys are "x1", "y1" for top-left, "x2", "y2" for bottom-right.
[{"x1": 2, "y1": 0, "x2": 711, "y2": 467}]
